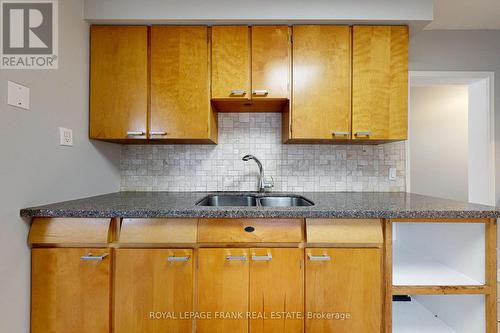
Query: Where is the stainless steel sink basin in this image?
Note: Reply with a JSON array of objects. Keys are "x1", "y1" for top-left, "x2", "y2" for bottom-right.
[
  {"x1": 258, "y1": 196, "x2": 314, "y2": 207},
  {"x1": 195, "y1": 194, "x2": 314, "y2": 207},
  {"x1": 196, "y1": 195, "x2": 257, "y2": 207}
]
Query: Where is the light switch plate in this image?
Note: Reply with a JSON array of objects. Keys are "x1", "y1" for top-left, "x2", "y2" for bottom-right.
[
  {"x1": 389, "y1": 167, "x2": 397, "y2": 181},
  {"x1": 59, "y1": 127, "x2": 73, "y2": 146},
  {"x1": 7, "y1": 81, "x2": 30, "y2": 110}
]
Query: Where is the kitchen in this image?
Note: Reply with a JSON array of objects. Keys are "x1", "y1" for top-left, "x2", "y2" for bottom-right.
[{"x1": 2, "y1": 0, "x2": 500, "y2": 333}]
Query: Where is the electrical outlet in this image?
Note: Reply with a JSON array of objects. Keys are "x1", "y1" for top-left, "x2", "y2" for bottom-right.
[
  {"x1": 59, "y1": 128, "x2": 73, "y2": 146},
  {"x1": 7, "y1": 81, "x2": 30, "y2": 110},
  {"x1": 389, "y1": 167, "x2": 397, "y2": 181}
]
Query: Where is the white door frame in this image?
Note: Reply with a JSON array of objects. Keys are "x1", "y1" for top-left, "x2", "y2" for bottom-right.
[{"x1": 408, "y1": 71, "x2": 495, "y2": 205}]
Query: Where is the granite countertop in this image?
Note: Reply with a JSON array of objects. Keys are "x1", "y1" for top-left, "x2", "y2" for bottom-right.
[{"x1": 20, "y1": 191, "x2": 500, "y2": 219}]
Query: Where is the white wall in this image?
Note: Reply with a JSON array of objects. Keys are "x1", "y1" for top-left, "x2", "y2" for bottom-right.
[
  {"x1": 83, "y1": 0, "x2": 433, "y2": 22},
  {"x1": 0, "y1": 0, "x2": 121, "y2": 331},
  {"x1": 409, "y1": 86, "x2": 469, "y2": 201},
  {"x1": 468, "y1": 78, "x2": 496, "y2": 205}
]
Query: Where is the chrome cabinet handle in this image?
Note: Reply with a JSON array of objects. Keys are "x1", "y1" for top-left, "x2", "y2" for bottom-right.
[
  {"x1": 226, "y1": 255, "x2": 247, "y2": 261},
  {"x1": 80, "y1": 253, "x2": 109, "y2": 261},
  {"x1": 230, "y1": 89, "x2": 247, "y2": 96},
  {"x1": 126, "y1": 131, "x2": 145, "y2": 136},
  {"x1": 307, "y1": 254, "x2": 331, "y2": 261},
  {"x1": 252, "y1": 253, "x2": 272, "y2": 261},
  {"x1": 332, "y1": 131, "x2": 351, "y2": 136},
  {"x1": 252, "y1": 89, "x2": 269, "y2": 96},
  {"x1": 150, "y1": 131, "x2": 167, "y2": 136},
  {"x1": 167, "y1": 256, "x2": 190, "y2": 262},
  {"x1": 354, "y1": 131, "x2": 371, "y2": 137}
]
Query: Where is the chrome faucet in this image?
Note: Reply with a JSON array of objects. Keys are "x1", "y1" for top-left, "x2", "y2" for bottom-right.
[{"x1": 242, "y1": 155, "x2": 274, "y2": 193}]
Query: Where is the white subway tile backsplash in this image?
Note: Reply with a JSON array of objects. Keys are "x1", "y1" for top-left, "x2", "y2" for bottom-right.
[{"x1": 121, "y1": 113, "x2": 406, "y2": 192}]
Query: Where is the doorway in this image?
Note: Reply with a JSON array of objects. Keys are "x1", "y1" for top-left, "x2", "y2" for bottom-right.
[{"x1": 408, "y1": 71, "x2": 495, "y2": 206}]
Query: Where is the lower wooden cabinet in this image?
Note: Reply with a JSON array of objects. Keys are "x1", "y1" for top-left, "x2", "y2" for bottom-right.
[
  {"x1": 114, "y1": 249, "x2": 194, "y2": 333},
  {"x1": 197, "y1": 248, "x2": 250, "y2": 333},
  {"x1": 31, "y1": 248, "x2": 111, "y2": 333},
  {"x1": 197, "y1": 248, "x2": 304, "y2": 333},
  {"x1": 305, "y1": 248, "x2": 382, "y2": 333},
  {"x1": 30, "y1": 246, "x2": 380, "y2": 333},
  {"x1": 249, "y1": 248, "x2": 304, "y2": 333}
]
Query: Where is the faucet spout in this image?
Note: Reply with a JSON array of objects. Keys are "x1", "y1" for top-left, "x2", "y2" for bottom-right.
[{"x1": 242, "y1": 155, "x2": 273, "y2": 193}]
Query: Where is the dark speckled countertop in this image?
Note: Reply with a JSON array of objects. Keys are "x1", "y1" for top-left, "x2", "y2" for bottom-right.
[{"x1": 20, "y1": 192, "x2": 500, "y2": 219}]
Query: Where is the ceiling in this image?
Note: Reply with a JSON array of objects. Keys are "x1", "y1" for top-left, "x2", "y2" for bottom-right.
[{"x1": 426, "y1": 0, "x2": 500, "y2": 30}]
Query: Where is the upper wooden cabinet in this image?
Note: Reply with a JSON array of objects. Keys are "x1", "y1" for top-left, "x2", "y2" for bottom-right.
[
  {"x1": 90, "y1": 26, "x2": 148, "y2": 140},
  {"x1": 251, "y1": 26, "x2": 291, "y2": 100},
  {"x1": 31, "y1": 248, "x2": 111, "y2": 333},
  {"x1": 289, "y1": 25, "x2": 351, "y2": 141},
  {"x1": 150, "y1": 26, "x2": 216, "y2": 142},
  {"x1": 211, "y1": 25, "x2": 291, "y2": 112},
  {"x1": 211, "y1": 26, "x2": 251, "y2": 100},
  {"x1": 89, "y1": 25, "x2": 407, "y2": 144},
  {"x1": 352, "y1": 26, "x2": 409, "y2": 141}
]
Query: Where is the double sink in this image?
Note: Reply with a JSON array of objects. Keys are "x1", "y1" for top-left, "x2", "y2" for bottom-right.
[{"x1": 196, "y1": 194, "x2": 314, "y2": 207}]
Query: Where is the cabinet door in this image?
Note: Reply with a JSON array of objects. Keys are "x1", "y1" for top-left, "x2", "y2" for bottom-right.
[
  {"x1": 352, "y1": 26, "x2": 408, "y2": 141},
  {"x1": 197, "y1": 248, "x2": 249, "y2": 333},
  {"x1": 211, "y1": 26, "x2": 251, "y2": 100},
  {"x1": 151, "y1": 26, "x2": 213, "y2": 140},
  {"x1": 31, "y1": 248, "x2": 111, "y2": 333},
  {"x1": 251, "y1": 26, "x2": 291, "y2": 100},
  {"x1": 249, "y1": 248, "x2": 304, "y2": 333},
  {"x1": 90, "y1": 26, "x2": 148, "y2": 140},
  {"x1": 114, "y1": 249, "x2": 194, "y2": 333},
  {"x1": 305, "y1": 248, "x2": 381, "y2": 333},
  {"x1": 291, "y1": 26, "x2": 351, "y2": 140}
]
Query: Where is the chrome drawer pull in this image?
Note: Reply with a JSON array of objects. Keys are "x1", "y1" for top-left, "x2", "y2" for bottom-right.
[
  {"x1": 252, "y1": 253, "x2": 273, "y2": 261},
  {"x1": 150, "y1": 131, "x2": 167, "y2": 136},
  {"x1": 80, "y1": 253, "x2": 109, "y2": 261},
  {"x1": 167, "y1": 256, "x2": 190, "y2": 262},
  {"x1": 308, "y1": 254, "x2": 331, "y2": 261},
  {"x1": 126, "y1": 131, "x2": 145, "y2": 136},
  {"x1": 230, "y1": 89, "x2": 247, "y2": 96},
  {"x1": 252, "y1": 89, "x2": 269, "y2": 96},
  {"x1": 354, "y1": 131, "x2": 371, "y2": 137},
  {"x1": 226, "y1": 255, "x2": 247, "y2": 261},
  {"x1": 332, "y1": 131, "x2": 351, "y2": 136}
]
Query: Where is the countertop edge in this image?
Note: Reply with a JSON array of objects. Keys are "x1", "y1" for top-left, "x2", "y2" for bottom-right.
[{"x1": 20, "y1": 208, "x2": 500, "y2": 219}]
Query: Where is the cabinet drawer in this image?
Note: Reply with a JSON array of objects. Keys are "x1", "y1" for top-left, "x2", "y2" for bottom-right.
[
  {"x1": 198, "y1": 219, "x2": 304, "y2": 243},
  {"x1": 306, "y1": 219, "x2": 383, "y2": 246},
  {"x1": 120, "y1": 218, "x2": 197, "y2": 244},
  {"x1": 28, "y1": 218, "x2": 112, "y2": 246}
]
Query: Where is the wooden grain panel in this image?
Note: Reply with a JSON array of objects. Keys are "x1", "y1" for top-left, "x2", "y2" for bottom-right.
[
  {"x1": 198, "y1": 219, "x2": 304, "y2": 243},
  {"x1": 291, "y1": 25, "x2": 351, "y2": 140},
  {"x1": 120, "y1": 218, "x2": 197, "y2": 244},
  {"x1": 29, "y1": 218, "x2": 111, "y2": 245},
  {"x1": 211, "y1": 26, "x2": 251, "y2": 99},
  {"x1": 250, "y1": 248, "x2": 304, "y2": 333},
  {"x1": 305, "y1": 248, "x2": 382, "y2": 333},
  {"x1": 150, "y1": 26, "x2": 215, "y2": 141},
  {"x1": 197, "y1": 248, "x2": 249, "y2": 333},
  {"x1": 31, "y1": 248, "x2": 111, "y2": 333},
  {"x1": 114, "y1": 249, "x2": 194, "y2": 333},
  {"x1": 251, "y1": 26, "x2": 291, "y2": 100},
  {"x1": 90, "y1": 26, "x2": 148, "y2": 140},
  {"x1": 306, "y1": 219, "x2": 383, "y2": 245},
  {"x1": 352, "y1": 26, "x2": 408, "y2": 141},
  {"x1": 485, "y1": 219, "x2": 497, "y2": 333},
  {"x1": 383, "y1": 219, "x2": 393, "y2": 333}
]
